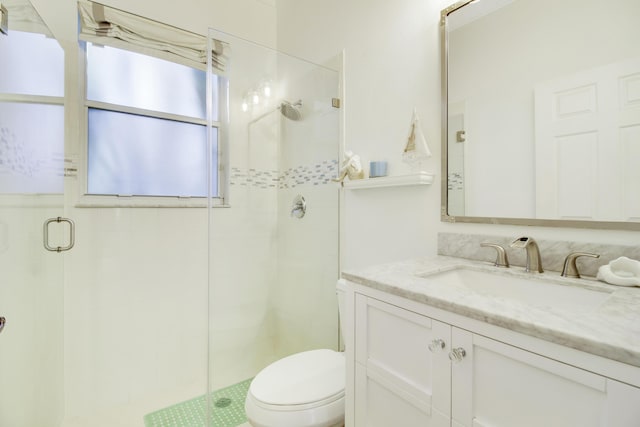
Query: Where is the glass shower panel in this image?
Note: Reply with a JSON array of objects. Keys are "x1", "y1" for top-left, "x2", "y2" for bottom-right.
[
  {"x1": 67, "y1": 19, "x2": 212, "y2": 427},
  {"x1": 207, "y1": 29, "x2": 340, "y2": 427},
  {"x1": 0, "y1": 3, "x2": 65, "y2": 427}
]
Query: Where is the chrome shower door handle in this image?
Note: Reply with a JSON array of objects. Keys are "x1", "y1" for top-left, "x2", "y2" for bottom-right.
[{"x1": 44, "y1": 217, "x2": 75, "y2": 252}]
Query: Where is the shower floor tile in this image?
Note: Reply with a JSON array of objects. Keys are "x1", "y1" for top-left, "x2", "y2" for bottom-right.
[{"x1": 144, "y1": 378, "x2": 252, "y2": 427}]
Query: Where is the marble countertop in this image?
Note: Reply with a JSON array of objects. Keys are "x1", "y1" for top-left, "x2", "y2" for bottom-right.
[{"x1": 342, "y1": 256, "x2": 640, "y2": 368}]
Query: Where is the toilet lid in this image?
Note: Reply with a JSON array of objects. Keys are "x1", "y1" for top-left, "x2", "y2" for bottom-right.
[{"x1": 250, "y1": 349, "x2": 345, "y2": 406}]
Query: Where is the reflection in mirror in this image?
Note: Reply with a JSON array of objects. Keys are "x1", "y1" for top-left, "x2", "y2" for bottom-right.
[
  {"x1": 0, "y1": 0, "x2": 64, "y2": 194},
  {"x1": 442, "y1": 0, "x2": 640, "y2": 230}
]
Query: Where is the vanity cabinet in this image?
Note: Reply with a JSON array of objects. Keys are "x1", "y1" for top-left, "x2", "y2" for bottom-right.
[{"x1": 350, "y1": 291, "x2": 640, "y2": 427}]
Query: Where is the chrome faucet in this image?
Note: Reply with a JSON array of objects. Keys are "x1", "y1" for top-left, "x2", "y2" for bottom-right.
[{"x1": 510, "y1": 236, "x2": 543, "y2": 273}]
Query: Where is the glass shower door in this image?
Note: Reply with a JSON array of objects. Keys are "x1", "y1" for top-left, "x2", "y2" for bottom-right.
[
  {"x1": 207, "y1": 28, "x2": 341, "y2": 427},
  {"x1": 0, "y1": 2, "x2": 66, "y2": 426}
]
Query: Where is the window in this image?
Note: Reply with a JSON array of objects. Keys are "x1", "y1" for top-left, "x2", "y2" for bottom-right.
[
  {"x1": 0, "y1": 30, "x2": 64, "y2": 194},
  {"x1": 78, "y1": 0, "x2": 228, "y2": 203},
  {"x1": 84, "y1": 43, "x2": 220, "y2": 198}
]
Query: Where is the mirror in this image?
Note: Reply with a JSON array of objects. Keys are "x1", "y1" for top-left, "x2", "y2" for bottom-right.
[{"x1": 441, "y1": 0, "x2": 640, "y2": 230}]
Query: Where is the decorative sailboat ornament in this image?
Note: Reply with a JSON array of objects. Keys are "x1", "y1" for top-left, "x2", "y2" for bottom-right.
[{"x1": 402, "y1": 108, "x2": 431, "y2": 171}]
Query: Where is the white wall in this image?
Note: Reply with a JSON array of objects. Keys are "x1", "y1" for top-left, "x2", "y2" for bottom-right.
[
  {"x1": 276, "y1": 0, "x2": 640, "y2": 270},
  {"x1": 277, "y1": 0, "x2": 448, "y2": 269}
]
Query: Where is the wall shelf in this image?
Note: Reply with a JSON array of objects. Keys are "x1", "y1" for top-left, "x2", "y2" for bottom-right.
[{"x1": 342, "y1": 172, "x2": 434, "y2": 190}]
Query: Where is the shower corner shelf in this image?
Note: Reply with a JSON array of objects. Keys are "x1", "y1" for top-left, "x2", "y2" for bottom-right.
[{"x1": 342, "y1": 172, "x2": 435, "y2": 190}]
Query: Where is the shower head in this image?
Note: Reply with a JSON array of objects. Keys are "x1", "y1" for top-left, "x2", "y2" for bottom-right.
[
  {"x1": 279, "y1": 100, "x2": 303, "y2": 121},
  {"x1": 248, "y1": 99, "x2": 303, "y2": 125}
]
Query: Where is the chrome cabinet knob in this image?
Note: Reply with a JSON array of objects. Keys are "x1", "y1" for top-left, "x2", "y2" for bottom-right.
[
  {"x1": 428, "y1": 338, "x2": 445, "y2": 352},
  {"x1": 449, "y1": 347, "x2": 466, "y2": 363}
]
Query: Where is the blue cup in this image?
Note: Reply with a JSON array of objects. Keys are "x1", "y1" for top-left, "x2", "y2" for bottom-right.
[{"x1": 369, "y1": 161, "x2": 387, "y2": 178}]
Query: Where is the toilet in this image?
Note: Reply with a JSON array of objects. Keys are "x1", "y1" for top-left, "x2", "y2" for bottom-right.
[{"x1": 244, "y1": 280, "x2": 347, "y2": 427}]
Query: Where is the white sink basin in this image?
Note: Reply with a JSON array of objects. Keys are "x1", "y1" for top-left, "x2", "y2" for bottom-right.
[{"x1": 421, "y1": 267, "x2": 611, "y2": 313}]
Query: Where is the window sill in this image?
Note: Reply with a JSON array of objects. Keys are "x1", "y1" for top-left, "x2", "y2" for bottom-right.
[
  {"x1": 0, "y1": 194, "x2": 64, "y2": 208},
  {"x1": 74, "y1": 194, "x2": 228, "y2": 208}
]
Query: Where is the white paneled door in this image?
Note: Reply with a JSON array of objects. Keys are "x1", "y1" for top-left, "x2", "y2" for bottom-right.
[{"x1": 534, "y1": 58, "x2": 640, "y2": 221}]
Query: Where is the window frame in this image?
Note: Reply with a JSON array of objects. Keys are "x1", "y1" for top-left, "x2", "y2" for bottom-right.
[{"x1": 75, "y1": 40, "x2": 228, "y2": 208}]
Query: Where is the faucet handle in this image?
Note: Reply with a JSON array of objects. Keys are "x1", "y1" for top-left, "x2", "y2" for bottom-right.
[
  {"x1": 561, "y1": 252, "x2": 600, "y2": 278},
  {"x1": 480, "y1": 243, "x2": 510, "y2": 268}
]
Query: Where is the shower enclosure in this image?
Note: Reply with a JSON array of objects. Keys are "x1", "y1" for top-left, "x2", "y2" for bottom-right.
[{"x1": 0, "y1": 2, "x2": 340, "y2": 426}]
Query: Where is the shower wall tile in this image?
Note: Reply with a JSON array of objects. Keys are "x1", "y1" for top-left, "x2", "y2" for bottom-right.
[
  {"x1": 273, "y1": 185, "x2": 339, "y2": 358},
  {"x1": 64, "y1": 207, "x2": 209, "y2": 417}
]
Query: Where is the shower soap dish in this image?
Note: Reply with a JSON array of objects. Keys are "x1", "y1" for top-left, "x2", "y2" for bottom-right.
[{"x1": 596, "y1": 256, "x2": 640, "y2": 287}]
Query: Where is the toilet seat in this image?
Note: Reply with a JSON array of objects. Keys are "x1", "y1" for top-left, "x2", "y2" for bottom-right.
[
  {"x1": 250, "y1": 349, "x2": 345, "y2": 407},
  {"x1": 245, "y1": 349, "x2": 345, "y2": 427}
]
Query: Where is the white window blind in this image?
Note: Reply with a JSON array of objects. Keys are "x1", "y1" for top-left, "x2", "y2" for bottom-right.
[{"x1": 78, "y1": 0, "x2": 227, "y2": 72}]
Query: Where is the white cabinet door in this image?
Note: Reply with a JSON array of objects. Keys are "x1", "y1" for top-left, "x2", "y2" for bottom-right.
[
  {"x1": 451, "y1": 328, "x2": 640, "y2": 427},
  {"x1": 354, "y1": 295, "x2": 451, "y2": 427}
]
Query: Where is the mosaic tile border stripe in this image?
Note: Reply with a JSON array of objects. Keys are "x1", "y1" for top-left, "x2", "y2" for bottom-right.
[
  {"x1": 229, "y1": 159, "x2": 338, "y2": 189},
  {"x1": 279, "y1": 159, "x2": 338, "y2": 189}
]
